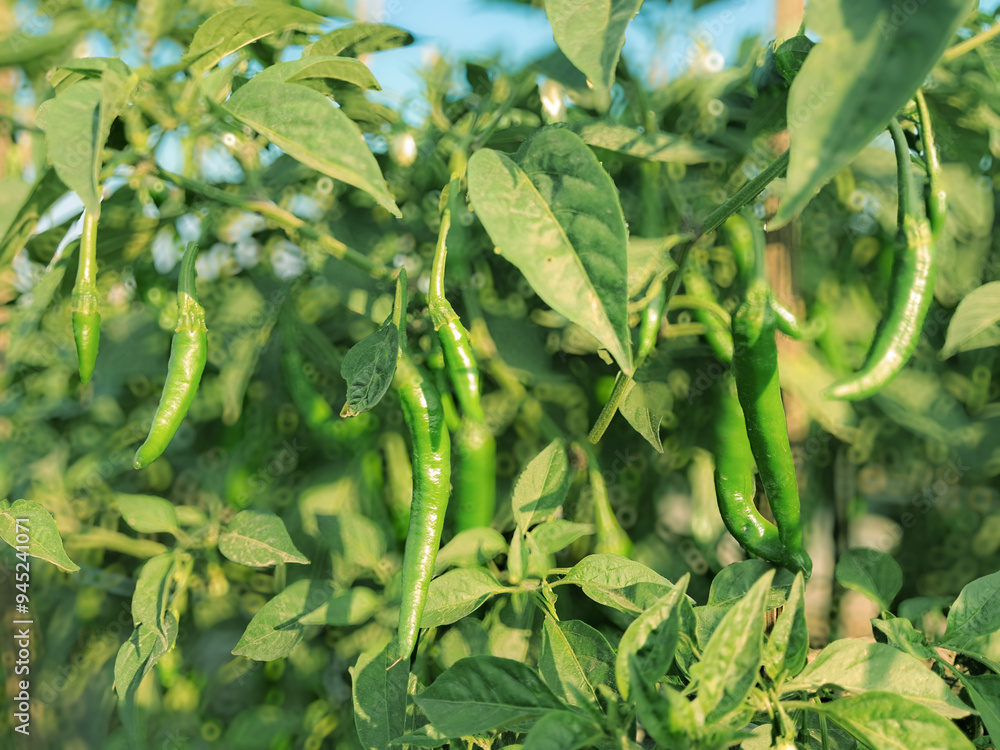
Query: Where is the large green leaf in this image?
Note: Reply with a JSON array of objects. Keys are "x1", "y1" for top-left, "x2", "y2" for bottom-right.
[
  {"x1": 421, "y1": 568, "x2": 506, "y2": 628},
  {"x1": 116, "y1": 494, "x2": 179, "y2": 535},
  {"x1": 36, "y1": 66, "x2": 133, "y2": 216},
  {"x1": 352, "y1": 639, "x2": 409, "y2": 750},
  {"x1": 131, "y1": 553, "x2": 175, "y2": 644},
  {"x1": 511, "y1": 438, "x2": 570, "y2": 529},
  {"x1": 630, "y1": 661, "x2": 696, "y2": 749},
  {"x1": 615, "y1": 574, "x2": 689, "y2": 700},
  {"x1": 433, "y1": 528, "x2": 508, "y2": 575},
  {"x1": 560, "y1": 554, "x2": 674, "y2": 614},
  {"x1": 0, "y1": 498, "x2": 79, "y2": 572},
  {"x1": 232, "y1": 579, "x2": 333, "y2": 661},
  {"x1": 939, "y1": 282, "x2": 1000, "y2": 359},
  {"x1": 957, "y1": 673, "x2": 1000, "y2": 747},
  {"x1": 468, "y1": 127, "x2": 632, "y2": 374},
  {"x1": 940, "y1": 570, "x2": 1000, "y2": 671},
  {"x1": 785, "y1": 640, "x2": 972, "y2": 718},
  {"x1": 812, "y1": 692, "x2": 975, "y2": 750},
  {"x1": 306, "y1": 23, "x2": 414, "y2": 57},
  {"x1": 340, "y1": 317, "x2": 399, "y2": 417},
  {"x1": 414, "y1": 656, "x2": 565, "y2": 737},
  {"x1": 773, "y1": 0, "x2": 975, "y2": 227},
  {"x1": 521, "y1": 710, "x2": 604, "y2": 750},
  {"x1": 763, "y1": 573, "x2": 809, "y2": 679},
  {"x1": 183, "y1": 1, "x2": 325, "y2": 78},
  {"x1": 114, "y1": 615, "x2": 178, "y2": 743},
  {"x1": 0, "y1": 168, "x2": 66, "y2": 266},
  {"x1": 223, "y1": 78, "x2": 401, "y2": 217},
  {"x1": 690, "y1": 570, "x2": 772, "y2": 722},
  {"x1": 543, "y1": 0, "x2": 644, "y2": 111},
  {"x1": 834, "y1": 548, "x2": 903, "y2": 612},
  {"x1": 538, "y1": 617, "x2": 617, "y2": 707},
  {"x1": 219, "y1": 509, "x2": 310, "y2": 567},
  {"x1": 298, "y1": 587, "x2": 380, "y2": 626},
  {"x1": 253, "y1": 55, "x2": 380, "y2": 90}
]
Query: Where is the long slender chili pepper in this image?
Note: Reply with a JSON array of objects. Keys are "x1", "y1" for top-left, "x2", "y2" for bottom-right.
[
  {"x1": 713, "y1": 373, "x2": 788, "y2": 565},
  {"x1": 73, "y1": 208, "x2": 100, "y2": 384},
  {"x1": 429, "y1": 195, "x2": 496, "y2": 531},
  {"x1": 826, "y1": 119, "x2": 936, "y2": 401},
  {"x1": 395, "y1": 351, "x2": 451, "y2": 660},
  {"x1": 915, "y1": 89, "x2": 947, "y2": 240},
  {"x1": 730, "y1": 222, "x2": 812, "y2": 575},
  {"x1": 134, "y1": 242, "x2": 208, "y2": 469}
]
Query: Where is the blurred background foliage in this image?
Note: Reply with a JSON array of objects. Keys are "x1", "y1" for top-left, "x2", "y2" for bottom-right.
[{"x1": 2, "y1": 0, "x2": 1000, "y2": 747}]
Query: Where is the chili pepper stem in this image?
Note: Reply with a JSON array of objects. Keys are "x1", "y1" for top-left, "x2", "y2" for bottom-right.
[{"x1": 914, "y1": 89, "x2": 947, "y2": 239}]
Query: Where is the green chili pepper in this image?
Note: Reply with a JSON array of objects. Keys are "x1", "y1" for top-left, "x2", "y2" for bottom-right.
[
  {"x1": 915, "y1": 89, "x2": 947, "y2": 240},
  {"x1": 713, "y1": 373, "x2": 788, "y2": 565},
  {"x1": 134, "y1": 242, "x2": 207, "y2": 469},
  {"x1": 395, "y1": 351, "x2": 451, "y2": 660},
  {"x1": 282, "y1": 342, "x2": 334, "y2": 430},
  {"x1": 730, "y1": 221, "x2": 811, "y2": 575},
  {"x1": 429, "y1": 194, "x2": 496, "y2": 531},
  {"x1": 72, "y1": 208, "x2": 100, "y2": 384},
  {"x1": 826, "y1": 119, "x2": 936, "y2": 401},
  {"x1": 636, "y1": 280, "x2": 666, "y2": 363},
  {"x1": 770, "y1": 297, "x2": 826, "y2": 341},
  {"x1": 723, "y1": 212, "x2": 756, "y2": 279},
  {"x1": 683, "y1": 266, "x2": 735, "y2": 363},
  {"x1": 590, "y1": 462, "x2": 632, "y2": 557}
]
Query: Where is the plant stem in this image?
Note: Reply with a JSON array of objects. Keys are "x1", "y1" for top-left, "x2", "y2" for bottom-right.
[
  {"x1": 701, "y1": 149, "x2": 789, "y2": 235},
  {"x1": 914, "y1": 89, "x2": 947, "y2": 237},
  {"x1": 888, "y1": 118, "x2": 916, "y2": 225},
  {"x1": 152, "y1": 166, "x2": 394, "y2": 282},
  {"x1": 942, "y1": 21, "x2": 1000, "y2": 63}
]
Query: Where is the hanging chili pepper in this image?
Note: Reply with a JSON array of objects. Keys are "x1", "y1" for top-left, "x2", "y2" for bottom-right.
[
  {"x1": 134, "y1": 242, "x2": 207, "y2": 469},
  {"x1": 73, "y1": 208, "x2": 100, "y2": 384}
]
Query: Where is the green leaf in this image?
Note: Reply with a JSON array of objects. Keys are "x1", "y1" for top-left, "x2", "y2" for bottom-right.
[
  {"x1": 812, "y1": 692, "x2": 975, "y2": 750},
  {"x1": 306, "y1": 23, "x2": 414, "y2": 57},
  {"x1": 433, "y1": 527, "x2": 508, "y2": 575},
  {"x1": 298, "y1": 587, "x2": 380, "y2": 626},
  {"x1": 224, "y1": 78, "x2": 401, "y2": 217},
  {"x1": 0, "y1": 498, "x2": 79, "y2": 572},
  {"x1": 116, "y1": 494, "x2": 179, "y2": 535},
  {"x1": 785, "y1": 640, "x2": 972, "y2": 719},
  {"x1": 871, "y1": 614, "x2": 937, "y2": 661},
  {"x1": 708, "y1": 559, "x2": 793, "y2": 607},
  {"x1": 620, "y1": 379, "x2": 673, "y2": 452},
  {"x1": 352, "y1": 638, "x2": 409, "y2": 750},
  {"x1": 511, "y1": 439, "x2": 570, "y2": 528},
  {"x1": 572, "y1": 122, "x2": 727, "y2": 164},
  {"x1": 691, "y1": 570, "x2": 773, "y2": 723},
  {"x1": 0, "y1": 168, "x2": 67, "y2": 266},
  {"x1": 468, "y1": 128, "x2": 632, "y2": 374},
  {"x1": 114, "y1": 615, "x2": 178, "y2": 742},
  {"x1": 958, "y1": 673, "x2": 1000, "y2": 747},
  {"x1": 521, "y1": 710, "x2": 604, "y2": 750},
  {"x1": 219, "y1": 509, "x2": 309, "y2": 567},
  {"x1": 340, "y1": 317, "x2": 400, "y2": 417},
  {"x1": 531, "y1": 520, "x2": 594, "y2": 555},
  {"x1": 183, "y1": 1, "x2": 324, "y2": 78},
  {"x1": 414, "y1": 656, "x2": 565, "y2": 737},
  {"x1": 131, "y1": 553, "x2": 174, "y2": 643},
  {"x1": 561, "y1": 554, "x2": 674, "y2": 614},
  {"x1": 939, "y1": 282, "x2": 1000, "y2": 359},
  {"x1": 835, "y1": 548, "x2": 902, "y2": 612},
  {"x1": 763, "y1": 572, "x2": 809, "y2": 679},
  {"x1": 421, "y1": 568, "x2": 506, "y2": 628},
  {"x1": 232, "y1": 579, "x2": 333, "y2": 661},
  {"x1": 630, "y1": 658, "x2": 696, "y2": 750},
  {"x1": 36, "y1": 74, "x2": 128, "y2": 216},
  {"x1": 253, "y1": 55, "x2": 380, "y2": 90},
  {"x1": 940, "y1": 570, "x2": 1000, "y2": 671},
  {"x1": 543, "y1": 0, "x2": 643, "y2": 111},
  {"x1": 615, "y1": 574, "x2": 690, "y2": 701},
  {"x1": 319, "y1": 512, "x2": 387, "y2": 584},
  {"x1": 538, "y1": 617, "x2": 617, "y2": 707},
  {"x1": 773, "y1": 0, "x2": 975, "y2": 227}
]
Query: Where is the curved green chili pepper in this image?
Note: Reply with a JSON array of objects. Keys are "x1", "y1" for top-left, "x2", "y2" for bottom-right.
[
  {"x1": 281, "y1": 342, "x2": 335, "y2": 431},
  {"x1": 636, "y1": 280, "x2": 666, "y2": 363},
  {"x1": 134, "y1": 242, "x2": 207, "y2": 469},
  {"x1": 683, "y1": 266, "x2": 735, "y2": 363},
  {"x1": 723, "y1": 212, "x2": 756, "y2": 278},
  {"x1": 395, "y1": 351, "x2": 451, "y2": 660},
  {"x1": 73, "y1": 208, "x2": 100, "y2": 384},
  {"x1": 713, "y1": 373, "x2": 788, "y2": 565},
  {"x1": 915, "y1": 89, "x2": 947, "y2": 240},
  {"x1": 429, "y1": 197, "x2": 495, "y2": 532},
  {"x1": 770, "y1": 297, "x2": 826, "y2": 341},
  {"x1": 826, "y1": 119, "x2": 936, "y2": 401},
  {"x1": 732, "y1": 275, "x2": 812, "y2": 576}
]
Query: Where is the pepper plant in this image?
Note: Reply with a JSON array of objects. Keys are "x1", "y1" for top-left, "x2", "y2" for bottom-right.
[{"x1": 2, "y1": 0, "x2": 1000, "y2": 748}]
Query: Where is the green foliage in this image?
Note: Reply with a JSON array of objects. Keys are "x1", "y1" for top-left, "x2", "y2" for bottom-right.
[{"x1": 4, "y1": 0, "x2": 1000, "y2": 747}]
